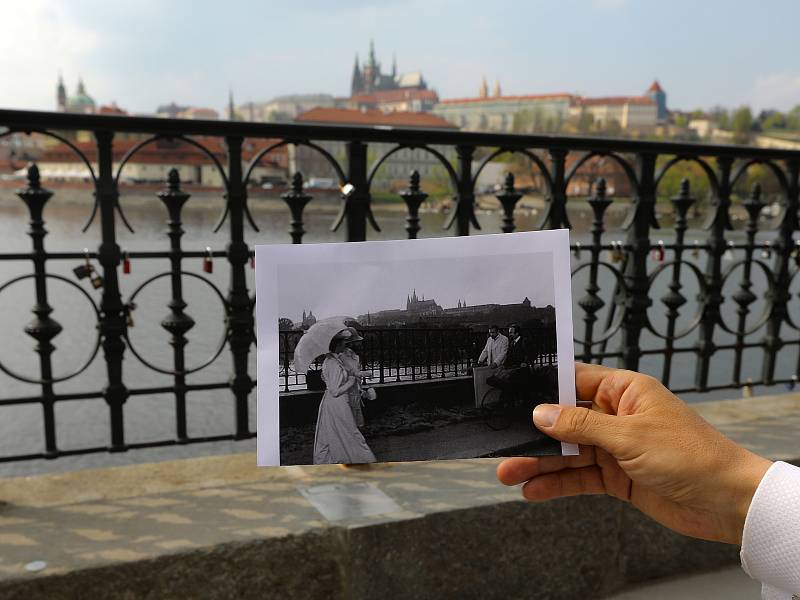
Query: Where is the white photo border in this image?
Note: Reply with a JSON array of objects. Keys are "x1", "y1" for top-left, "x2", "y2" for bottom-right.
[{"x1": 255, "y1": 229, "x2": 578, "y2": 466}]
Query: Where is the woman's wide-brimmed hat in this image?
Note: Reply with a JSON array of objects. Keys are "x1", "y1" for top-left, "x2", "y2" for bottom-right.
[
  {"x1": 337, "y1": 326, "x2": 363, "y2": 343},
  {"x1": 293, "y1": 316, "x2": 354, "y2": 374}
]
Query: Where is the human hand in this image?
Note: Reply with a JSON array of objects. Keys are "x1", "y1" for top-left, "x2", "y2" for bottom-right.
[
  {"x1": 496, "y1": 363, "x2": 772, "y2": 545},
  {"x1": 489, "y1": 362, "x2": 497, "y2": 369}
]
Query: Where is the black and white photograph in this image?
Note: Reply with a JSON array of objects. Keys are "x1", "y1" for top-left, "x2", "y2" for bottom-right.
[{"x1": 256, "y1": 230, "x2": 576, "y2": 466}]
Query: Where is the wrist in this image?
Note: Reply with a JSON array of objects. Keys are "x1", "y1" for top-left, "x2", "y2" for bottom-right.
[{"x1": 729, "y1": 451, "x2": 772, "y2": 545}]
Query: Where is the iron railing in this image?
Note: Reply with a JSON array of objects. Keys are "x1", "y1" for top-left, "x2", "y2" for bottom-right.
[
  {"x1": 0, "y1": 108, "x2": 799, "y2": 462},
  {"x1": 279, "y1": 325, "x2": 558, "y2": 392}
]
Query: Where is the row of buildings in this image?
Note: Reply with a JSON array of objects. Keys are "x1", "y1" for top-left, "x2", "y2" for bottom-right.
[{"x1": 18, "y1": 45, "x2": 666, "y2": 191}]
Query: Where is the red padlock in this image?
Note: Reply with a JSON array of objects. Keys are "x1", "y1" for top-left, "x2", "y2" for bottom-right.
[
  {"x1": 652, "y1": 240, "x2": 665, "y2": 262},
  {"x1": 203, "y1": 247, "x2": 213, "y2": 274},
  {"x1": 250, "y1": 255, "x2": 255, "y2": 269},
  {"x1": 122, "y1": 250, "x2": 131, "y2": 274}
]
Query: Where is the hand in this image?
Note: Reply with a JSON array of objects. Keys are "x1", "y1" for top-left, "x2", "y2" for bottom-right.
[
  {"x1": 489, "y1": 362, "x2": 497, "y2": 369},
  {"x1": 496, "y1": 363, "x2": 772, "y2": 545}
]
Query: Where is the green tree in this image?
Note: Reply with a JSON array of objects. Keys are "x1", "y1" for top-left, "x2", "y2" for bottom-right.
[
  {"x1": 786, "y1": 105, "x2": 800, "y2": 130},
  {"x1": 762, "y1": 111, "x2": 787, "y2": 130},
  {"x1": 710, "y1": 106, "x2": 730, "y2": 130},
  {"x1": 731, "y1": 106, "x2": 753, "y2": 143}
]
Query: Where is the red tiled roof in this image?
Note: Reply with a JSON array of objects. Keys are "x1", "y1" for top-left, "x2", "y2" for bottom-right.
[
  {"x1": 575, "y1": 96, "x2": 655, "y2": 106},
  {"x1": 295, "y1": 107, "x2": 458, "y2": 129},
  {"x1": 98, "y1": 104, "x2": 128, "y2": 115},
  {"x1": 647, "y1": 80, "x2": 664, "y2": 93},
  {"x1": 38, "y1": 136, "x2": 288, "y2": 167},
  {"x1": 351, "y1": 88, "x2": 440, "y2": 104},
  {"x1": 440, "y1": 93, "x2": 575, "y2": 105}
]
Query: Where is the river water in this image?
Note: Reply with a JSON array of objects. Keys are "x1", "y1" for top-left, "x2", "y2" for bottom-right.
[{"x1": 0, "y1": 187, "x2": 797, "y2": 476}]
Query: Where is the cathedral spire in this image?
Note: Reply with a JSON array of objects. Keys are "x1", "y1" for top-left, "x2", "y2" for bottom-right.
[
  {"x1": 368, "y1": 39, "x2": 377, "y2": 67},
  {"x1": 392, "y1": 53, "x2": 397, "y2": 77},
  {"x1": 351, "y1": 54, "x2": 363, "y2": 95},
  {"x1": 228, "y1": 88, "x2": 237, "y2": 121},
  {"x1": 57, "y1": 73, "x2": 66, "y2": 111}
]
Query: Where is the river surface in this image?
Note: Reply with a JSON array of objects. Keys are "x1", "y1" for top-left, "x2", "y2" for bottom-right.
[{"x1": 0, "y1": 187, "x2": 797, "y2": 477}]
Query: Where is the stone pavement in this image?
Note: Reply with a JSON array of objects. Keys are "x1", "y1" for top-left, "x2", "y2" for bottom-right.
[{"x1": 0, "y1": 392, "x2": 797, "y2": 599}]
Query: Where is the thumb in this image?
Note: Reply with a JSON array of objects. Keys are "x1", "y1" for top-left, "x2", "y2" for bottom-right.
[{"x1": 533, "y1": 404, "x2": 627, "y2": 455}]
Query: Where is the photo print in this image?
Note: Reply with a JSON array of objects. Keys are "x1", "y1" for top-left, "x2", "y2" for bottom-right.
[{"x1": 256, "y1": 230, "x2": 577, "y2": 466}]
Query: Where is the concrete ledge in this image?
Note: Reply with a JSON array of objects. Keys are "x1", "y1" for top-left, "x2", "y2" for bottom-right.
[{"x1": 0, "y1": 392, "x2": 798, "y2": 599}]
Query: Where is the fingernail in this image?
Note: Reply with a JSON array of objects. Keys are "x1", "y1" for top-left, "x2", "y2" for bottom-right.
[{"x1": 533, "y1": 404, "x2": 561, "y2": 428}]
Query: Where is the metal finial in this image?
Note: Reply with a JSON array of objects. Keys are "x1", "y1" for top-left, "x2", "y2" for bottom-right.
[
  {"x1": 750, "y1": 182, "x2": 761, "y2": 200},
  {"x1": 595, "y1": 177, "x2": 606, "y2": 198},
  {"x1": 409, "y1": 170, "x2": 420, "y2": 191},
  {"x1": 27, "y1": 163, "x2": 41, "y2": 188},
  {"x1": 167, "y1": 168, "x2": 180, "y2": 191},
  {"x1": 503, "y1": 171, "x2": 515, "y2": 192},
  {"x1": 291, "y1": 172, "x2": 304, "y2": 193}
]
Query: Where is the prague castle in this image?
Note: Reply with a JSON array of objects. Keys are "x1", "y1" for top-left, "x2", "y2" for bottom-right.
[{"x1": 357, "y1": 291, "x2": 553, "y2": 328}]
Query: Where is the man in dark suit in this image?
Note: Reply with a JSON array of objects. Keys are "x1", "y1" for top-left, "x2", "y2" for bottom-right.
[{"x1": 503, "y1": 323, "x2": 528, "y2": 369}]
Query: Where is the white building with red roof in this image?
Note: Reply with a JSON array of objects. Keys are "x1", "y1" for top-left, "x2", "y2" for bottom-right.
[{"x1": 434, "y1": 80, "x2": 665, "y2": 133}]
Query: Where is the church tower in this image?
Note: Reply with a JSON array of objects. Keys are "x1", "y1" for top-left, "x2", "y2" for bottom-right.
[
  {"x1": 56, "y1": 74, "x2": 67, "y2": 111},
  {"x1": 351, "y1": 55, "x2": 363, "y2": 95},
  {"x1": 646, "y1": 80, "x2": 667, "y2": 121},
  {"x1": 493, "y1": 80, "x2": 502, "y2": 97},
  {"x1": 479, "y1": 77, "x2": 488, "y2": 99}
]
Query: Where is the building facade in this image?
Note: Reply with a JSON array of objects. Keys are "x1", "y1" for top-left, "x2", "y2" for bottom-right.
[
  {"x1": 290, "y1": 108, "x2": 458, "y2": 190},
  {"x1": 35, "y1": 137, "x2": 287, "y2": 186},
  {"x1": 435, "y1": 80, "x2": 665, "y2": 133}
]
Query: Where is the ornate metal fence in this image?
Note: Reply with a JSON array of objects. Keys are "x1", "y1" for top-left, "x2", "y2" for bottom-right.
[
  {"x1": 0, "y1": 109, "x2": 798, "y2": 462},
  {"x1": 278, "y1": 325, "x2": 557, "y2": 392}
]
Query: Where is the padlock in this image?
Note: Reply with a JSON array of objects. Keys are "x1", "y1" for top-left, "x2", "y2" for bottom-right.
[
  {"x1": 611, "y1": 241, "x2": 623, "y2": 264},
  {"x1": 89, "y1": 271, "x2": 104, "y2": 289},
  {"x1": 250, "y1": 254, "x2": 255, "y2": 269},
  {"x1": 73, "y1": 248, "x2": 93, "y2": 280},
  {"x1": 691, "y1": 240, "x2": 700, "y2": 259},
  {"x1": 723, "y1": 240, "x2": 735, "y2": 261},
  {"x1": 742, "y1": 379, "x2": 753, "y2": 398},
  {"x1": 203, "y1": 247, "x2": 213, "y2": 274},
  {"x1": 573, "y1": 242, "x2": 582, "y2": 260},
  {"x1": 122, "y1": 250, "x2": 131, "y2": 274},
  {"x1": 761, "y1": 241, "x2": 772, "y2": 259},
  {"x1": 125, "y1": 302, "x2": 136, "y2": 328},
  {"x1": 786, "y1": 375, "x2": 797, "y2": 391},
  {"x1": 652, "y1": 240, "x2": 665, "y2": 262}
]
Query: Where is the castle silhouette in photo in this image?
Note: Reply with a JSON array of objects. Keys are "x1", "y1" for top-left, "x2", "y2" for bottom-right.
[{"x1": 356, "y1": 289, "x2": 554, "y2": 329}]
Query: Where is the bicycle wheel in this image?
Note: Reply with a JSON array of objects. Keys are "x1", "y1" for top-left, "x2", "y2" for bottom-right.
[{"x1": 481, "y1": 387, "x2": 511, "y2": 431}]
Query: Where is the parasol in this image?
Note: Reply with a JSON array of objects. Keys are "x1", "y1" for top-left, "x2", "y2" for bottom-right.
[{"x1": 293, "y1": 316, "x2": 355, "y2": 374}]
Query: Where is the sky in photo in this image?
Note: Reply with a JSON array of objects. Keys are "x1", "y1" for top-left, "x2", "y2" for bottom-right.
[
  {"x1": 277, "y1": 252, "x2": 555, "y2": 323},
  {"x1": 2, "y1": 0, "x2": 798, "y2": 114}
]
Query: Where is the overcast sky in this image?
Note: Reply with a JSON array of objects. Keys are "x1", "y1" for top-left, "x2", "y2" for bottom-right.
[
  {"x1": 277, "y1": 253, "x2": 554, "y2": 322},
  {"x1": 2, "y1": 0, "x2": 799, "y2": 115}
]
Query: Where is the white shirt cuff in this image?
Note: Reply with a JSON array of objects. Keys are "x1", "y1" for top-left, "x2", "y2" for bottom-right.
[{"x1": 740, "y1": 461, "x2": 800, "y2": 596}]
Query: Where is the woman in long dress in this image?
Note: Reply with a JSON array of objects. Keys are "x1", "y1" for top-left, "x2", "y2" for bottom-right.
[
  {"x1": 313, "y1": 332, "x2": 376, "y2": 464},
  {"x1": 339, "y1": 327, "x2": 366, "y2": 428}
]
